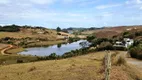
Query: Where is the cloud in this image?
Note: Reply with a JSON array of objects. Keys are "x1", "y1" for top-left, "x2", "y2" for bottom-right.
[
  {"x1": 126, "y1": 0, "x2": 142, "y2": 4},
  {"x1": 96, "y1": 4, "x2": 122, "y2": 9},
  {"x1": 125, "y1": 0, "x2": 142, "y2": 9},
  {"x1": 30, "y1": 0, "x2": 56, "y2": 5},
  {"x1": 0, "y1": 0, "x2": 10, "y2": 4}
]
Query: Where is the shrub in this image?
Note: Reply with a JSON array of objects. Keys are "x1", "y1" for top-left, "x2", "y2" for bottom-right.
[
  {"x1": 49, "y1": 53, "x2": 57, "y2": 60},
  {"x1": 129, "y1": 45, "x2": 142, "y2": 60},
  {"x1": 68, "y1": 37, "x2": 80, "y2": 43},
  {"x1": 87, "y1": 35, "x2": 96, "y2": 42},
  {"x1": 90, "y1": 38, "x2": 113, "y2": 47},
  {"x1": 0, "y1": 24, "x2": 20, "y2": 32},
  {"x1": 57, "y1": 44, "x2": 62, "y2": 48},
  {"x1": 115, "y1": 56, "x2": 126, "y2": 66},
  {"x1": 17, "y1": 59, "x2": 24, "y2": 63},
  {"x1": 28, "y1": 66, "x2": 36, "y2": 72},
  {"x1": 97, "y1": 42, "x2": 113, "y2": 51}
]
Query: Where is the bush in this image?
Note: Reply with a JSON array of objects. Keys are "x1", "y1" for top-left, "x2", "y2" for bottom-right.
[
  {"x1": 17, "y1": 59, "x2": 24, "y2": 63},
  {"x1": 97, "y1": 42, "x2": 113, "y2": 51},
  {"x1": 116, "y1": 56, "x2": 126, "y2": 66},
  {"x1": 49, "y1": 53, "x2": 57, "y2": 60},
  {"x1": 87, "y1": 35, "x2": 96, "y2": 42},
  {"x1": 90, "y1": 38, "x2": 113, "y2": 47},
  {"x1": 0, "y1": 24, "x2": 20, "y2": 32},
  {"x1": 68, "y1": 37, "x2": 80, "y2": 43},
  {"x1": 129, "y1": 45, "x2": 142, "y2": 60},
  {"x1": 57, "y1": 44, "x2": 62, "y2": 48}
]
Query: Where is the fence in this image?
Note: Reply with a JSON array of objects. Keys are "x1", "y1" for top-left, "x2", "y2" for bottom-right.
[{"x1": 105, "y1": 51, "x2": 111, "y2": 80}]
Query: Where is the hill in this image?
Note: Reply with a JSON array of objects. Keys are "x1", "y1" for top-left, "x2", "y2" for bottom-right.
[
  {"x1": 81, "y1": 25, "x2": 142, "y2": 38},
  {"x1": 0, "y1": 25, "x2": 73, "y2": 48}
]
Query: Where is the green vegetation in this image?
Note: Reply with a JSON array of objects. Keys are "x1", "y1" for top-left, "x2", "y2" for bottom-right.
[
  {"x1": 122, "y1": 30, "x2": 142, "y2": 39},
  {"x1": 129, "y1": 43, "x2": 142, "y2": 60},
  {"x1": 0, "y1": 24, "x2": 20, "y2": 32},
  {"x1": 0, "y1": 55, "x2": 38, "y2": 65},
  {"x1": 96, "y1": 42, "x2": 113, "y2": 51},
  {"x1": 86, "y1": 35, "x2": 96, "y2": 42},
  {"x1": 57, "y1": 43, "x2": 62, "y2": 48},
  {"x1": 56, "y1": 27, "x2": 61, "y2": 32},
  {"x1": 68, "y1": 37, "x2": 80, "y2": 43}
]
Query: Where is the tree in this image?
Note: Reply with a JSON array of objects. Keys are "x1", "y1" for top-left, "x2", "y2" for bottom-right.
[
  {"x1": 79, "y1": 41, "x2": 89, "y2": 48},
  {"x1": 57, "y1": 44, "x2": 62, "y2": 48},
  {"x1": 49, "y1": 53, "x2": 57, "y2": 59},
  {"x1": 57, "y1": 27, "x2": 61, "y2": 32},
  {"x1": 87, "y1": 35, "x2": 96, "y2": 42}
]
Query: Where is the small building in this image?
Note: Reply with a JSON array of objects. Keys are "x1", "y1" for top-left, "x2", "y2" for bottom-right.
[
  {"x1": 124, "y1": 38, "x2": 134, "y2": 48},
  {"x1": 114, "y1": 38, "x2": 134, "y2": 48},
  {"x1": 113, "y1": 41, "x2": 124, "y2": 47},
  {"x1": 67, "y1": 30, "x2": 73, "y2": 34}
]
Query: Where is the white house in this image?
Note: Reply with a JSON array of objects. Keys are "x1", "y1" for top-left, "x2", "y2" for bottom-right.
[
  {"x1": 114, "y1": 38, "x2": 134, "y2": 48},
  {"x1": 124, "y1": 38, "x2": 134, "y2": 48}
]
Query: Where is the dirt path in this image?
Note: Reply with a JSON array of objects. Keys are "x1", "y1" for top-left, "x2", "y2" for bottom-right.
[
  {"x1": 119, "y1": 51, "x2": 142, "y2": 72},
  {"x1": 1, "y1": 45, "x2": 13, "y2": 55}
]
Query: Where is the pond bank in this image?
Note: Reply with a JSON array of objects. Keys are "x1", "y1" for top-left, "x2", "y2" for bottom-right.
[
  {"x1": 6, "y1": 40, "x2": 66, "y2": 54},
  {"x1": 18, "y1": 40, "x2": 88, "y2": 56}
]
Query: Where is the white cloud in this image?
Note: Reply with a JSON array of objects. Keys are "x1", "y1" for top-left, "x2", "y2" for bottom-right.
[
  {"x1": 136, "y1": 0, "x2": 142, "y2": 4},
  {"x1": 0, "y1": 0, "x2": 10, "y2": 4},
  {"x1": 62, "y1": 0, "x2": 73, "y2": 4},
  {"x1": 96, "y1": 4, "x2": 122, "y2": 9},
  {"x1": 30, "y1": 0, "x2": 56, "y2": 5},
  {"x1": 126, "y1": 0, "x2": 142, "y2": 9},
  {"x1": 126, "y1": 0, "x2": 142, "y2": 4}
]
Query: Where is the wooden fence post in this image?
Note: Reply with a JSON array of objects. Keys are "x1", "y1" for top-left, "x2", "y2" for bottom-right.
[{"x1": 105, "y1": 51, "x2": 111, "y2": 80}]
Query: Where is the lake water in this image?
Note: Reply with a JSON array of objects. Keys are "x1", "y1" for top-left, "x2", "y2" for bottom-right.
[{"x1": 18, "y1": 40, "x2": 89, "y2": 56}]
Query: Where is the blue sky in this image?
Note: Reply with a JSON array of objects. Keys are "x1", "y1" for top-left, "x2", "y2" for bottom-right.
[{"x1": 0, "y1": 0, "x2": 142, "y2": 28}]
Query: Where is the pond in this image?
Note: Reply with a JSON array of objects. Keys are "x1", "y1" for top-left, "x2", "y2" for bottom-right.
[{"x1": 18, "y1": 40, "x2": 89, "y2": 56}]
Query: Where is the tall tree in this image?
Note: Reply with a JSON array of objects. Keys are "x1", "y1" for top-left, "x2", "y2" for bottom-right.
[{"x1": 57, "y1": 27, "x2": 61, "y2": 32}]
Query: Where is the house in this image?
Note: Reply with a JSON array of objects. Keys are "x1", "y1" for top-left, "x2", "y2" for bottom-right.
[
  {"x1": 124, "y1": 38, "x2": 134, "y2": 48},
  {"x1": 67, "y1": 30, "x2": 73, "y2": 34},
  {"x1": 114, "y1": 38, "x2": 134, "y2": 48}
]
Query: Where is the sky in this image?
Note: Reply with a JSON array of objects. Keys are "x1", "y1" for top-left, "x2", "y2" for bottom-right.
[{"x1": 0, "y1": 0, "x2": 142, "y2": 28}]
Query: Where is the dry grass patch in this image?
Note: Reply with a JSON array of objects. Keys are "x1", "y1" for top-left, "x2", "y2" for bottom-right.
[
  {"x1": 6, "y1": 47, "x2": 25, "y2": 54},
  {"x1": 0, "y1": 52, "x2": 105, "y2": 80},
  {"x1": 0, "y1": 51, "x2": 141, "y2": 80}
]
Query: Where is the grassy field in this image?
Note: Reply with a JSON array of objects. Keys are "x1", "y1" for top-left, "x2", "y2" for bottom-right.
[
  {"x1": 0, "y1": 54, "x2": 38, "y2": 65},
  {"x1": 0, "y1": 44, "x2": 9, "y2": 49},
  {"x1": 0, "y1": 28, "x2": 57, "y2": 40},
  {"x1": 0, "y1": 51, "x2": 141, "y2": 80},
  {"x1": 6, "y1": 47, "x2": 25, "y2": 54}
]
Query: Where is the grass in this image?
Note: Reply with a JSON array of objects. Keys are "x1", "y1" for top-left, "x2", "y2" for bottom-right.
[
  {"x1": 0, "y1": 28, "x2": 57, "y2": 40},
  {"x1": 115, "y1": 56, "x2": 127, "y2": 66},
  {"x1": 0, "y1": 51, "x2": 141, "y2": 80},
  {"x1": 0, "y1": 54, "x2": 38, "y2": 65},
  {"x1": 0, "y1": 51, "x2": 140, "y2": 80},
  {"x1": 0, "y1": 44, "x2": 9, "y2": 49},
  {"x1": 6, "y1": 47, "x2": 25, "y2": 54},
  {"x1": 122, "y1": 64, "x2": 142, "y2": 80},
  {"x1": 0, "y1": 52, "x2": 105, "y2": 80}
]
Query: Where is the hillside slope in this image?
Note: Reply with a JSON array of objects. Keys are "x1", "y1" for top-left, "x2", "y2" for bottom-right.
[
  {"x1": 0, "y1": 28, "x2": 57, "y2": 40},
  {"x1": 0, "y1": 51, "x2": 141, "y2": 80},
  {"x1": 82, "y1": 25, "x2": 142, "y2": 38}
]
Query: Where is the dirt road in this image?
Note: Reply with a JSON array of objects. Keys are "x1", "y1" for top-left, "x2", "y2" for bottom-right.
[
  {"x1": 119, "y1": 51, "x2": 142, "y2": 72},
  {"x1": 1, "y1": 45, "x2": 13, "y2": 55}
]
